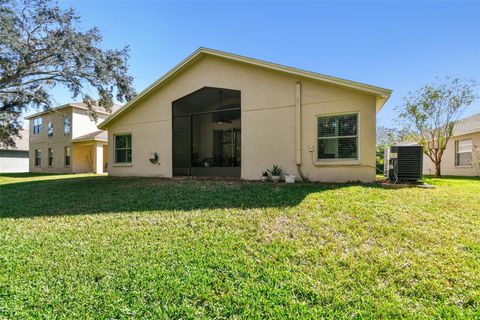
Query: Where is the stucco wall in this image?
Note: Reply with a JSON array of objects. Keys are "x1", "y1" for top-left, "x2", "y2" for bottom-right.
[
  {"x1": 103, "y1": 144, "x2": 108, "y2": 172},
  {"x1": 28, "y1": 106, "x2": 110, "y2": 173},
  {"x1": 29, "y1": 107, "x2": 73, "y2": 173},
  {"x1": 423, "y1": 132, "x2": 480, "y2": 176},
  {"x1": 72, "y1": 143, "x2": 94, "y2": 173},
  {"x1": 107, "y1": 55, "x2": 378, "y2": 182},
  {"x1": 72, "y1": 108, "x2": 108, "y2": 138}
]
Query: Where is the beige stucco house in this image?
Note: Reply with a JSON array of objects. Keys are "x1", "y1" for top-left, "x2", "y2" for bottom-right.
[
  {"x1": 25, "y1": 102, "x2": 120, "y2": 174},
  {"x1": 98, "y1": 48, "x2": 392, "y2": 182},
  {"x1": 423, "y1": 113, "x2": 480, "y2": 176}
]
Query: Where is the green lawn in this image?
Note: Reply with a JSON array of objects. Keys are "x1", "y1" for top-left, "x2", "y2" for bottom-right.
[{"x1": 0, "y1": 174, "x2": 479, "y2": 319}]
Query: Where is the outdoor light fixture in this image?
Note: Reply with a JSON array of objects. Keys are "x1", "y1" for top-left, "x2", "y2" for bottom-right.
[{"x1": 149, "y1": 152, "x2": 159, "y2": 164}]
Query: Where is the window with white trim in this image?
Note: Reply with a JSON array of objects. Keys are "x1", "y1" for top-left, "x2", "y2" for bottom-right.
[
  {"x1": 456, "y1": 139, "x2": 472, "y2": 166},
  {"x1": 114, "y1": 134, "x2": 132, "y2": 164},
  {"x1": 64, "y1": 115, "x2": 71, "y2": 135},
  {"x1": 48, "y1": 148, "x2": 53, "y2": 167},
  {"x1": 33, "y1": 117, "x2": 42, "y2": 134},
  {"x1": 317, "y1": 113, "x2": 358, "y2": 160},
  {"x1": 47, "y1": 121, "x2": 53, "y2": 137},
  {"x1": 35, "y1": 149, "x2": 41, "y2": 166},
  {"x1": 65, "y1": 146, "x2": 71, "y2": 166}
]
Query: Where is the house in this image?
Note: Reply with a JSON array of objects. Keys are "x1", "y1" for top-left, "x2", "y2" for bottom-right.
[
  {"x1": 423, "y1": 113, "x2": 480, "y2": 176},
  {"x1": 98, "y1": 48, "x2": 392, "y2": 182},
  {"x1": 25, "y1": 102, "x2": 120, "y2": 174},
  {"x1": 0, "y1": 129, "x2": 29, "y2": 173}
]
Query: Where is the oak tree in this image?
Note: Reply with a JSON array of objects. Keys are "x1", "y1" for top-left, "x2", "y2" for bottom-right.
[{"x1": 0, "y1": 0, "x2": 135, "y2": 148}]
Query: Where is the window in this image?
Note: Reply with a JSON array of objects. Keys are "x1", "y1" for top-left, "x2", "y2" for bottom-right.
[
  {"x1": 456, "y1": 139, "x2": 472, "y2": 166},
  {"x1": 35, "y1": 149, "x2": 41, "y2": 166},
  {"x1": 114, "y1": 134, "x2": 132, "y2": 164},
  {"x1": 65, "y1": 146, "x2": 71, "y2": 166},
  {"x1": 47, "y1": 121, "x2": 53, "y2": 136},
  {"x1": 64, "y1": 115, "x2": 71, "y2": 135},
  {"x1": 317, "y1": 113, "x2": 358, "y2": 160},
  {"x1": 48, "y1": 148, "x2": 53, "y2": 167},
  {"x1": 33, "y1": 117, "x2": 42, "y2": 134}
]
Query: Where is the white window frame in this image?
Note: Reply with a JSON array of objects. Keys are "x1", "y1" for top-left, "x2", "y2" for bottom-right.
[
  {"x1": 35, "y1": 149, "x2": 41, "y2": 167},
  {"x1": 64, "y1": 115, "x2": 71, "y2": 135},
  {"x1": 315, "y1": 112, "x2": 360, "y2": 164},
  {"x1": 33, "y1": 117, "x2": 42, "y2": 135},
  {"x1": 48, "y1": 148, "x2": 53, "y2": 167},
  {"x1": 113, "y1": 133, "x2": 132, "y2": 166},
  {"x1": 64, "y1": 146, "x2": 71, "y2": 167},
  {"x1": 47, "y1": 121, "x2": 53, "y2": 137},
  {"x1": 455, "y1": 139, "x2": 473, "y2": 167}
]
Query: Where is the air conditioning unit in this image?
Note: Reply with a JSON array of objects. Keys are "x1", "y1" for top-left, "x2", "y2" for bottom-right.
[{"x1": 384, "y1": 145, "x2": 423, "y2": 182}]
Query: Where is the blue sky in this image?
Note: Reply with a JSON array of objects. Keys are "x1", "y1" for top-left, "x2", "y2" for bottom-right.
[{"x1": 45, "y1": 0, "x2": 480, "y2": 127}]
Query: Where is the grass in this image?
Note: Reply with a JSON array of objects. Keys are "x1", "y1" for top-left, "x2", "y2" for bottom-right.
[{"x1": 0, "y1": 173, "x2": 479, "y2": 319}]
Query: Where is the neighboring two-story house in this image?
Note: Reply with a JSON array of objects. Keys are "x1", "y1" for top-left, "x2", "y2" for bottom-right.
[{"x1": 25, "y1": 102, "x2": 120, "y2": 174}]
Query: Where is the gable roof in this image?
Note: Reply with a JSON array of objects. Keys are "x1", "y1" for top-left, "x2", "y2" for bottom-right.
[
  {"x1": 72, "y1": 130, "x2": 108, "y2": 143},
  {"x1": 98, "y1": 47, "x2": 392, "y2": 130},
  {"x1": 1, "y1": 129, "x2": 29, "y2": 151},
  {"x1": 452, "y1": 112, "x2": 480, "y2": 136},
  {"x1": 24, "y1": 102, "x2": 122, "y2": 120}
]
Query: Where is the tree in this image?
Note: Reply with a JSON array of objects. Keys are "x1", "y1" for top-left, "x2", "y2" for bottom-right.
[
  {"x1": 375, "y1": 126, "x2": 412, "y2": 174},
  {"x1": 396, "y1": 77, "x2": 477, "y2": 177},
  {"x1": 376, "y1": 126, "x2": 397, "y2": 173},
  {"x1": 0, "y1": 0, "x2": 136, "y2": 148}
]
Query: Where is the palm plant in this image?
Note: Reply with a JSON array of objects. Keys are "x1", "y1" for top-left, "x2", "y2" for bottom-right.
[{"x1": 267, "y1": 165, "x2": 283, "y2": 177}]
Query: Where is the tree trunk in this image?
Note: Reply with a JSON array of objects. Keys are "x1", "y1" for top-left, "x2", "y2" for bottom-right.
[{"x1": 434, "y1": 160, "x2": 442, "y2": 177}]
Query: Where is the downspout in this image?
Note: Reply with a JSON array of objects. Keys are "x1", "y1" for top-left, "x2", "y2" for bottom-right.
[
  {"x1": 295, "y1": 81, "x2": 302, "y2": 165},
  {"x1": 295, "y1": 81, "x2": 307, "y2": 181}
]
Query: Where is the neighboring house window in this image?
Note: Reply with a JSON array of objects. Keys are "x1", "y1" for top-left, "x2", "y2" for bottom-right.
[
  {"x1": 48, "y1": 148, "x2": 53, "y2": 167},
  {"x1": 456, "y1": 139, "x2": 472, "y2": 166},
  {"x1": 114, "y1": 134, "x2": 132, "y2": 164},
  {"x1": 317, "y1": 113, "x2": 358, "y2": 160},
  {"x1": 35, "y1": 149, "x2": 41, "y2": 166},
  {"x1": 64, "y1": 115, "x2": 71, "y2": 135},
  {"x1": 65, "y1": 146, "x2": 71, "y2": 166},
  {"x1": 33, "y1": 117, "x2": 42, "y2": 134},
  {"x1": 47, "y1": 121, "x2": 53, "y2": 137}
]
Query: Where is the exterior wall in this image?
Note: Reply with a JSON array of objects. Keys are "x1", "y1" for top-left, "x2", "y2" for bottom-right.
[
  {"x1": 72, "y1": 107, "x2": 108, "y2": 138},
  {"x1": 103, "y1": 145, "x2": 108, "y2": 172},
  {"x1": 28, "y1": 106, "x2": 110, "y2": 173},
  {"x1": 29, "y1": 107, "x2": 73, "y2": 173},
  {"x1": 72, "y1": 143, "x2": 93, "y2": 173},
  {"x1": 107, "y1": 55, "x2": 378, "y2": 182},
  {"x1": 0, "y1": 150, "x2": 29, "y2": 173},
  {"x1": 423, "y1": 132, "x2": 480, "y2": 176}
]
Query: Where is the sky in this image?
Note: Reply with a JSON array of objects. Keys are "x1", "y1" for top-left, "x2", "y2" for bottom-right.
[{"x1": 37, "y1": 0, "x2": 480, "y2": 128}]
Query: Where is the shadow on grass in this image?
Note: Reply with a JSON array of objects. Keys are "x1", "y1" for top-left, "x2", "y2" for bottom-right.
[
  {"x1": 422, "y1": 175, "x2": 480, "y2": 181},
  {"x1": 0, "y1": 174, "x2": 393, "y2": 218},
  {"x1": 0, "y1": 172, "x2": 67, "y2": 178}
]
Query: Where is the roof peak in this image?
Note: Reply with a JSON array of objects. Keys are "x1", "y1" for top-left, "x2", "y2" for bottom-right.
[
  {"x1": 24, "y1": 102, "x2": 123, "y2": 120},
  {"x1": 99, "y1": 47, "x2": 392, "y2": 129}
]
